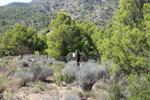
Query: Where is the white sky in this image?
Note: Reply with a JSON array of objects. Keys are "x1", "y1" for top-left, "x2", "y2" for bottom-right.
[{"x1": 0, "y1": 0, "x2": 32, "y2": 6}]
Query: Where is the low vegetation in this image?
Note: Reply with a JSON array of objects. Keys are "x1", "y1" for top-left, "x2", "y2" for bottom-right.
[
  {"x1": 14, "y1": 69, "x2": 34, "y2": 84},
  {"x1": 0, "y1": 0, "x2": 150, "y2": 99},
  {"x1": 63, "y1": 93, "x2": 81, "y2": 100},
  {"x1": 62, "y1": 61, "x2": 79, "y2": 84},
  {"x1": 0, "y1": 74, "x2": 6, "y2": 93},
  {"x1": 76, "y1": 62, "x2": 107, "y2": 91}
]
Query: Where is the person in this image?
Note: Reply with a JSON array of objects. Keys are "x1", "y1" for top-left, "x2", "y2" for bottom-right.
[{"x1": 76, "y1": 50, "x2": 82, "y2": 66}]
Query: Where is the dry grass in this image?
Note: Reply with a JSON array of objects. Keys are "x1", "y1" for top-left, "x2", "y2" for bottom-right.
[
  {"x1": 6, "y1": 78, "x2": 24, "y2": 91},
  {"x1": 91, "y1": 81, "x2": 109, "y2": 100},
  {"x1": 29, "y1": 81, "x2": 44, "y2": 93}
]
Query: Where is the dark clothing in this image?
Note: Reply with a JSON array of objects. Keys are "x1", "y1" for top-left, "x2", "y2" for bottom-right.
[
  {"x1": 77, "y1": 54, "x2": 81, "y2": 62},
  {"x1": 76, "y1": 53, "x2": 81, "y2": 66}
]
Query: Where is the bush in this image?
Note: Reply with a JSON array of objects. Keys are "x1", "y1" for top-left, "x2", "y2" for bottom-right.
[
  {"x1": 63, "y1": 93, "x2": 81, "y2": 100},
  {"x1": 30, "y1": 64, "x2": 54, "y2": 81},
  {"x1": 127, "y1": 74, "x2": 150, "y2": 100},
  {"x1": 62, "y1": 61, "x2": 79, "y2": 84},
  {"x1": 14, "y1": 69, "x2": 33, "y2": 84},
  {"x1": 6, "y1": 79, "x2": 24, "y2": 90},
  {"x1": 52, "y1": 61, "x2": 65, "y2": 73},
  {"x1": 55, "y1": 73, "x2": 63, "y2": 86},
  {"x1": 76, "y1": 62, "x2": 107, "y2": 91},
  {"x1": 3, "y1": 59, "x2": 9, "y2": 65},
  {"x1": 108, "y1": 80, "x2": 124, "y2": 100},
  {"x1": 30, "y1": 81, "x2": 43, "y2": 93},
  {"x1": 52, "y1": 61, "x2": 65, "y2": 85},
  {"x1": 0, "y1": 74, "x2": 6, "y2": 93},
  {"x1": 15, "y1": 59, "x2": 29, "y2": 67},
  {"x1": 35, "y1": 51, "x2": 40, "y2": 56}
]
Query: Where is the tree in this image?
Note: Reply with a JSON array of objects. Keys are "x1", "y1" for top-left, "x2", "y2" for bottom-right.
[
  {"x1": 0, "y1": 25, "x2": 43, "y2": 58},
  {"x1": 96, "y1": 0, "x2": 150, "y2": 74},
  {"x1": 79, "y1": 21, "x2": 100, "y2": 59},
  {"x1": 46, "y1": 12, "x2": 84, "y2": 60}
]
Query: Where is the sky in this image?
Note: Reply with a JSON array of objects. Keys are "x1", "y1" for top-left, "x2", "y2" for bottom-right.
[{"x1": 0, "y1": 0, "x2": 32, "y2": 6}]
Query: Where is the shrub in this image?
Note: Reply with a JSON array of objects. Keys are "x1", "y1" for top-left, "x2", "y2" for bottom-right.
[
  {"x1": 3, "y1": 59, "x2": 9, "y2": 65},
  {"x1": 108, "y1": 80, "x2": 124, "y2": 100},
  {"x1": 62, "y1": 61, "x2": 79, "y2": 84},
  {"x1": 30, "y1": 64, "x2": 54, "y2": 81},
  {"x1": 35, "y1": 51, "x2": 40, "y2": 56},
  {"x1": 0, "y1": 74, "x2": 6, "y2": 93},
  {"x1": 30, "y1": 81, "x2": 43, "y2": 93},
  {"x1": 52, "y1": 61, "x2": 65, "y2": 73},
  {"x1": 14, "y1": 69, "x2": 33, "y2": 84},
  {"x1": 63, "y1": 93, "x2": 81, "y2": 100},
  {"x1": 76, "y1": 62, "x2": 107, "y2": 91},
  {"x1": 6, "y1": 79, "x2": 24, "y2": 90},
  {"x1": 92, "y1": 81, "x2": 109, "y2": 100},
  {"x1": 52, "y1": 61, "x2": 65, "y2": 85},
  {"x1": 38, "y1": 66, "x2": 54, "y2": 81},
  {"x1": 127, "y1": 74, "x2": 150, "y2": 100},
  {"x1": 15, "y1": 59, "x2": 29, "y2": 67},
  {"x1": 55, "y1": 73, "x2": 63, "y2": 86}
]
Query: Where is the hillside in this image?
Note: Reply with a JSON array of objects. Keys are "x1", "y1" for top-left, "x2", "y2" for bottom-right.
[
  {"x1": 0, "y1": 0, "x2": 150, "y2": 100},
  {"x1": 0, "y1": 0, "x2": 119, "y2": 33}
]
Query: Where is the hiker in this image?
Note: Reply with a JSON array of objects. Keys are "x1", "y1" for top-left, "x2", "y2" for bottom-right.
[{"x1": 76, "y1": 50, "x2": 82, "y2": 66}]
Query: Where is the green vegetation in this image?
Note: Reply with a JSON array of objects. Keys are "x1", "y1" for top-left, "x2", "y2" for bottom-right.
[
  {"x1": 0, "y1": 25, "x2": 45, "y2": 57},
  {"x1": 95, "y1": 0, "x2": 150, "y2": 74},
  {"x1": 0, "y1": 0, "x2": 150, "y2": 99},
  {"x1": 0, "y1": 0, "x2": 119, "y2": 33},
  {"x1": 0, "y1": 5, "x2": 56, "y2": 33},
  {"x1": 127, "y1": 74, "x2": 150, "y2": 100},
  {"x1": 14, "y1": 63, "x2": 54, "y2": 84},
  {"x1": 0, "y1": 74, "x2": 6, "y2": 93},
  {"x1": 46, "y1": 12, "x2": 99, "y2": 60},
  {"x1": 52, "y1": 61, "x2": 65, "y2": 86}
]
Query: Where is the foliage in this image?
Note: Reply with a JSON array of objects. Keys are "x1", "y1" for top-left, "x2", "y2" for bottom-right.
[
  {"x1": 62, "y1": 61, "x2": 79, "y2": 84},
  {"x1": 0, "y1": 0, "x2": 119, "y2": 33},
  {"x1": 64, "y1": 93, "x2": 81, "y2": 100},
  {"x1": 30, "y1": 81, "x2": 44, "y2": 93},
  {"x1": 109, "y1": 80, "x2": 124, "y2": 100},
  {"x1": 14, "y1": 63, "x2": 54, "y2": 83},
  {"x1": 0, "y1": 74, "x2": 6, "y2": 93},
  {"x1": 55, "y1": 73, "x2": 63, "y2": 86},
  {"x1": 46, "y1": 12, "x2": 84, "y2": 61},
  {"x1": 30, "y1": 64, "x2": 54, "y2": 81},
  {"x1": 15, "y1": 59, "x2": 29, "y2": 67},
  {"x1": 52, "y1": 61, "x2": 65, "y2": 85},
  {"x1": 76, "y1": 62, "x2": 107, "y2": 91},
  {"x1": 14, "y1": 69, "x2": 33, "y2": 84},
  {"x1": 0, "y1": 25, "x2": 45, "y2": 57},
  {"x1": 0, "y1": 5, "x2": 56, "y2": 33},
  {"x1": 79, "y1": 21, "x2": 100, "y2": 58},
  {"x1": 35, "y1": 51, "x2": 40, "y2": 56},
  {"x1": 46, "y1": 12, "x2": 100, "y2": 61},
  {"x1": 127, "y1": 74, "x2": 150, "y2": 100},
  {"x1": 52, "y1": 61, "x2": 65, "y2": 73},
  {"x1": 95, "y1": 0, "x2": 150, "y2": 74}
]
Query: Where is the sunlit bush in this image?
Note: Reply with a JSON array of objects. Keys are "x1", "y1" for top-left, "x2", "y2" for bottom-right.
[
  {"x1": 76, "y1": 62, "x2": 107, "y2": 91},
  {"x1": 64, "y1": 93, "x2": 81, "y2": 100},
  {"x1": 14, "y1": 69, "x2": 33, "y2": 84},
  {"x1": 30, "y1": 64, "x2": 54, "y2": 81},
  {"x1": 62, "y1": 61, "x2": 79, "y2": 84}
]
